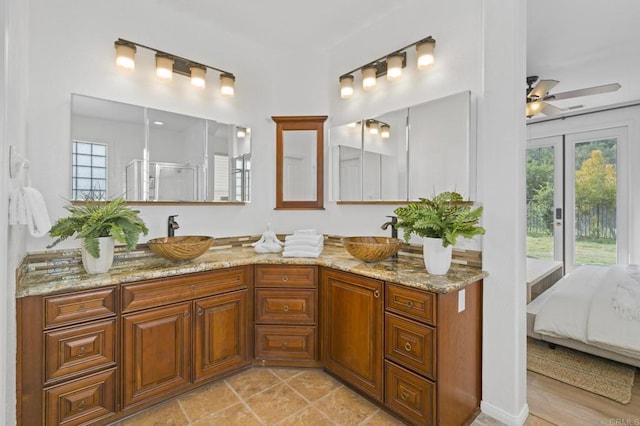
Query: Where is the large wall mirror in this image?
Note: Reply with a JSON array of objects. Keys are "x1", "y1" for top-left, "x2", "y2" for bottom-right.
[
  {"x1": 272, "y1": 115, "x2": 327, "y2": 209},
  {"x1": 70, "y1": 94, "x2": 251, "y2": 203},
  {"x1": 329, "y1": 91, "x2": 474, "y2": 202}
]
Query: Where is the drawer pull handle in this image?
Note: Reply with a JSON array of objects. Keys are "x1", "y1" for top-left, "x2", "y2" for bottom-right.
[
  {"x1": 281, "y1": 342, "x2": 288, "y2": 350},
  {"x1": 197, "y1": 307, "x2": 204, "y2": 316},
  {"x1": 404, "y1": 342, "x2": 412, "y2": 352},
  {"x1": 373, "y1": 290, "x2": 380, "y2": 298},
  {"x1": 77, "y1": 347, "x2": 86, "y2": 357},
  {"x1": 282, "y1": 275, "x2": 289, "y2": 282},
  {"x1": 283, "y1": 305, "x2": 289, "y2": 312},
  {"x1": 183, "y1": 311, "x2": 190, "y2": 318},
  {"x1": 77, "y1": 400, "x2": 87, "y2": 411},
  {"x1": 406, "y1": 300, "x2": 414, "y2": 308},
  {"x1": 190, "y1": 284, "x2": 196, "y2": 291},
  {"x1": 400, "y1": 392, "x2": 409, "y2": 401}
]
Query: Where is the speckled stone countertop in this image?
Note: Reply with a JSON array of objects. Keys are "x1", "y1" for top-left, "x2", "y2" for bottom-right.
[{"x1": 16, "y1": 243, "x2": 487, "y2": 298}]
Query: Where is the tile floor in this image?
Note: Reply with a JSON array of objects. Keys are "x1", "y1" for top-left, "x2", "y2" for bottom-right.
[{"x1": 115, "y1": 367, "x2": 499, "y2": 426}]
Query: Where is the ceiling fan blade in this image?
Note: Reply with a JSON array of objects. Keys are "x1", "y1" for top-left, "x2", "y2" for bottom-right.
[
  {"x1": 540, "y1": 102, "x2": 564, "y2": 116},
  {"x1": 544, "y1": 83, "x2": 621, "y2": 101},
  {"x1": 528, "y1": 79, "x2": 559, "y2": 99}
]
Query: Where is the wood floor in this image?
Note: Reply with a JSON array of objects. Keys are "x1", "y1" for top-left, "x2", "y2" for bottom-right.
[{"x1": 525, "y1": 370, "x2": 640, "y2": 425}]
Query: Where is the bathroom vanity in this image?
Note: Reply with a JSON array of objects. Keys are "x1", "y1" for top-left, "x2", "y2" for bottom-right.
[{"x1": 16, "y1": 239, "x2": 485, "y2": 426}]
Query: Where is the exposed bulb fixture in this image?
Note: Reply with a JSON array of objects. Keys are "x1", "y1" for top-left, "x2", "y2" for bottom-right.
[
  {"x1": 386, "y1": 53, "x2": 404, "y2": 81},
  {"x1": 190, "y1": 65, "x2": 206, "y2": 89},
  {"x1": 416, "y1": 37, "x2": 436, "y2": 70},
  {"x1": 156, "y1": 54, "x2": 174, "y2": 80},
  {"x1": 380, "y1": 124, "x2": 390, "y2": 139},
  {"x1": 114, "y1": 40, "x2": 136, "y2": 70},
  {"x1": 338, "y1": 35, "x2": 435, "y2": 98},
  {"x1": 340, "y1": 75, "x2": 354, "y2": 99},
  {"x1": 113, "y1": 38, "x2": 236, "y2": 98},
  {"x1": 220, "y1": 73, "x2": 235, "y2": 97},
  {"x1": 526, "y1": 101, "x2": 543, "y2": 118},
  {"x1": 367, "y1": 120, "x2": 379, "y2": 135},
  {"x1": 362, "y1": 66, "x2": 377, "y2": 91}
]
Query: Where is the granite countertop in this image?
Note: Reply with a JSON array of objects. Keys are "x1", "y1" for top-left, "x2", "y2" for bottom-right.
[{"x1": 16, "y1": 243, "x2": 487, "y2": 298}]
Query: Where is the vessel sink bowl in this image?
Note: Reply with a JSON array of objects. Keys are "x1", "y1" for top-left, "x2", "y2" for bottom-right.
[
  {"x1": 147, "y1": 236, "x2": 214, "y2": 261},
  {"x1": 342, "y1": 236, "x2": 402, "y2": 263}
]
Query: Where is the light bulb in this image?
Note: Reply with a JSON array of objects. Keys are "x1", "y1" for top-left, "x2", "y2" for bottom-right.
[
  {"x1": 156, "y1": 54, "x2": 174, "y2": 80},
  {"x1": 115, "y1": 41, "x2": 136, "y2": 70},
  {"x1": 416, "y1": 38, "x2": 436, "y2": 70},
  {"x1": 190, "y1": 65, "x2": 206, "y2": 89},
  {"x1": 362, "y1": 66, "x2": 377, "y2": 91},
  {"x1": 220, "y1": 73, "x2": 235, "y2": 97},
  {"x1": 340, "y1": 75, "x2": 354, "y2": 99},
  {"x1": 386, "y1": 54, "x2": 403, "y2": 81}
]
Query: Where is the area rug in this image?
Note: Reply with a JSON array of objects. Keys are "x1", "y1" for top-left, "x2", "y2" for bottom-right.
[{"x1": 527, "y1": 338, "x2": 636, "y2": 404}]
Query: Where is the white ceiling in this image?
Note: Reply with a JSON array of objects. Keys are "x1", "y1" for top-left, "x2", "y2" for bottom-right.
[{"x1": 157, "y1": 1, "x2": 640, "y2": 117}]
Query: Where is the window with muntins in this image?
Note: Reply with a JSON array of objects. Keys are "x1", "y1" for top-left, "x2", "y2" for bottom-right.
[{"x1": 72, "y1": 141, "x2": 107, "y2": 200}]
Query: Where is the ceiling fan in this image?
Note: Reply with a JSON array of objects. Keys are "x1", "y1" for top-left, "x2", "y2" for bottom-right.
[{"x1": 525, "y1": 76, "x2": 621, "y2": 118}]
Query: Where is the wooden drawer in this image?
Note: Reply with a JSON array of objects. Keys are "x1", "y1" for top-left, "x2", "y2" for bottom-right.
[
  {"x1": 44, "y1": 319, "x2": 116, "y2": 384},
  {"x1": 385, "y1": 313, "x2": 436, "y2": 380},
  {"x1": 385, "y1": 361, "x2": 435, "y2": 426},
  {"x1": 255, "y1": 325, "x2": 317, "y2": 361},
  {"x1": 44, "y1": 368, "x2": 116, "y2": 426},
  {"x1": 255, "y1": 288, "x2": 316, "y2": 324},
  {"x1": 121, "y1": 267, "x2": 249, "y2": 312},
  {"x1": 255, "y1": 265, "x2": 317, "y2": 288},
  {"x1": 386, "y1": 283, "x2": 436, "y2": 326},
  {"x1": 44, "y1": 287, "x2": 116, "y2": 328}
]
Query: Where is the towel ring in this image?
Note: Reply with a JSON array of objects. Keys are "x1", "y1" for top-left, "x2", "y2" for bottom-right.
[{"x1": 9, "y1": 145, "x2": 30, "y2": 179}]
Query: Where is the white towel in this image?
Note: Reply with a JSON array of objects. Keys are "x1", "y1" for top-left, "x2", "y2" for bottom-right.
[
  {"x1": 294, "y1": 229, "x2": 317, "y2": 236},
  {"x1": 9, "y1": 188, "x2": 28, "y2": 225},
  {"x1": 284, "y1": 239, "x2": 323, "y2": 249},
  {"x1": 282, "y1": 247, "x2": 322, "y2": 258},
  {"x1": 22, "y1": 187, "x2": 52, "y2": 237},
  {"x1": 284, "y1": 234, "x2": 324, "y2": 245}
]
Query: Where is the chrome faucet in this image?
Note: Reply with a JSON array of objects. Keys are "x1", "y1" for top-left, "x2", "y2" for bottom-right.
[
  {"x1": 168, "y1": 215, "x2": 180, "y2": 237},
  {"x1": 381, "y1": 215, "x2": 398, "y2": 239}
]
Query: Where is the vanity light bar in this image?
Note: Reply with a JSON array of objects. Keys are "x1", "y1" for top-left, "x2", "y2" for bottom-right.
[
  {"x1": 339, "y1": 36, "x2": 435, "y2": 99},
  {"x1": 114, "y1": 38, "x2": 236, "y2": 97}
]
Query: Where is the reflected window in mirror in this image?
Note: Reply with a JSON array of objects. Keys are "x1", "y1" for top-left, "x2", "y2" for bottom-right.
[
  {"x1": 273, "y1": 115, "x2": 327, "y2": 209},
  {"x1": 72, "y1": 141, "x2": 108, "y2": 200}
]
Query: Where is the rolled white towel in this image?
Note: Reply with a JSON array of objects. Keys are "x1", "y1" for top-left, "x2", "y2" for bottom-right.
[
  {"x1": 284, "y1": 234, "x2": 324, "y2": 245},
  {"x1": 282, "y1": 247, "x2": 323, "y2": 258},
  {"x1": 294, "y1": 229, "x2": 317, "y2": 236},
  {"x1": 22, "y1": 187, "x2": 52, "y2": 238}
]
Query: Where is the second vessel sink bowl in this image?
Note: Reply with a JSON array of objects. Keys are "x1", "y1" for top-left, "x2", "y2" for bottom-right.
[
  {"x1": 147, "y1": 236, "x2": 214, "y2": 261},
  {"x1": 342, "y1": 236, "x2": 402, "y2": 263}
]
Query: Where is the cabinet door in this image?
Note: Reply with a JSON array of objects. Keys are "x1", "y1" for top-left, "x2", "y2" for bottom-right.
[
  {"x1": 122, "y1": 302, "x2": 191, "y2": 408},
  {"x1": 322, "y1": 269, "x2": 384, "y2": 401},
  {"x1": 193, "y1": 290, "x2": 248, "y2": 382}
]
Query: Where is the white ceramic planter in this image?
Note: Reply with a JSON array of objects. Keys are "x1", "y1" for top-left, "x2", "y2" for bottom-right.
[
  {"x1": 422, "y1": 236, "x2": 452, "y2": 275},
  {"x1": 81, "y1": 237, "x2": 115, "y2": 274}
]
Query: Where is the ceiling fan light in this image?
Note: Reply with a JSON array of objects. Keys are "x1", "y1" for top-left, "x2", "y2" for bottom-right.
[{"x1": 526, "y1": 101, "x2": 543, "y2": 118}]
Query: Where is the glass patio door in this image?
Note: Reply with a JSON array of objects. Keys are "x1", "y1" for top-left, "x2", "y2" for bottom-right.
[
  {"x1": 564, "y1": 127, "x2": 628, "y2": 272},
  {"x1": 527, "y1": 127, "x2": 628, "y2": 272}
]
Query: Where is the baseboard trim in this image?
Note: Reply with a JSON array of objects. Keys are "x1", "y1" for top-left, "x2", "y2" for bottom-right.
[{"x1": 480, "y1": 401, "x2": 529, "y2": 426}]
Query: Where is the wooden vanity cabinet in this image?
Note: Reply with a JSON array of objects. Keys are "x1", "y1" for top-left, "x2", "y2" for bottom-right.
[
  {"x1": 18, "y1": 287, "x2": 118, "y2": 426},
  {"x1": 322, "y1": 268, "x2": 384, "y2": 402},
  {"x1": 384, "y1": 281, "x2": 482, "y2": 426},
  {"x1": 121, "y1": 267, "x2": 252, "y2": 411},
  {"x1": 254, "y1": 265, "x2": 319, "y2": 365}
]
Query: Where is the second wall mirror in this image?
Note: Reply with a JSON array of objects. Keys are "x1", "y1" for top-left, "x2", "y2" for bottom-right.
[{"x1": 272, "y1": 115, "x2": 327, "y2": 209}]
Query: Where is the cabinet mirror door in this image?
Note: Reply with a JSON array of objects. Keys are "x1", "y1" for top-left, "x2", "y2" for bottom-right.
[{"x1": 273, "y1": 116, "x2": 327, "y2": 209}]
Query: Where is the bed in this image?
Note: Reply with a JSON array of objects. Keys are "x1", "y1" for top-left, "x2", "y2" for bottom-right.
[{"x1": 527, "y1": 264, "x2": 640, "y2": 368}]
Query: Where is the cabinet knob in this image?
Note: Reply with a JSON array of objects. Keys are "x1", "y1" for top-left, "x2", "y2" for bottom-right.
[
  {"x1": 77, "y1": 400, "x2": 87, "y2": 411},
  {"x1": 373, "y1": 290, "x2": 380, "y2": 298},
  {"x1": 281, "y1": 342, "x2": 288, "y2": 350},
  {"x1": 282, "y1": 275, "x2": 289, "y2": 282},
  {"x1": 404, "y1": 342, "x2": 412, "y2": 352},
  {"x1": 400, "y1": 392, "x2": 409, "y2": 401},
  {"x1": 197, "y1": 307, "x2": 204, "y2": 316},
  {"x1": 183, "y1": 311, "x2": 191, "y2": 318},
  {"x1": 190, "y1": 284, "x2": 196, "y2": 292},
  {"x1": 283, "y1": 305, "x2": 289, "y2": 312},
  {"x1": 76, "y1": 346, "x2": 86, "y2": 357},
  {"x1": 406, "y1": 300, "x2": 414, "y2": 308}
]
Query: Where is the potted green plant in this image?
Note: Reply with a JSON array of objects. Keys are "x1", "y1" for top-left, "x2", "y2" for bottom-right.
[
  {"x1": 48, "y1": 197, "x2": 149, "y2": 274},
  {"x1": 393, "y1": 191, "x2": 485, "y2": 274}
]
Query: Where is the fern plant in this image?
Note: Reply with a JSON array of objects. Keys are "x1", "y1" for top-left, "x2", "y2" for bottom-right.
[
  {"x1": 393, "y1": 191, "x2": 485, "y2": 247},
  {"x1": 48, "y1": 197, "x2": 148, "y2": 258}
]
